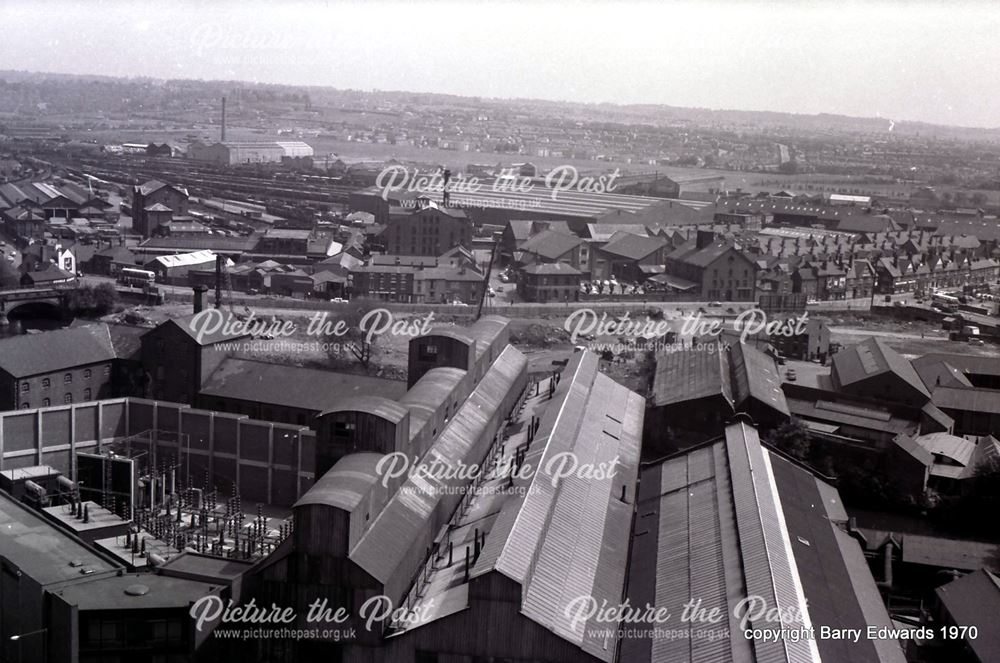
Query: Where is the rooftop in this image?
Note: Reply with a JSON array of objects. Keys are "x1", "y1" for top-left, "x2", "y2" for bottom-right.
[
  {"x1": 52, "y1": 572, "x2": 221, "y2": 611},
  {"x1": 0, "y1": 491, "x2": 118, "y2": 587},
  {"x1": 200, "y1": 358, "x2": 406, "y2": 413},
  {"x1": 621, "y1": 424, "x2": 903, "y2": 663},
  {"x1": 0, "y1": 323, "x2": 118, "y2": 378}
]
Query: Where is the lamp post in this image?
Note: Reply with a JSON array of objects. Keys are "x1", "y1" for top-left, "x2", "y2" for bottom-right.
[{"x1": 10, "y1": 627, "x2": 47, "y2": 663}]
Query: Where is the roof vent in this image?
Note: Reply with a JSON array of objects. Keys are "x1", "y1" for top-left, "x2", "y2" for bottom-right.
[{"x1": 125, "y1": 584, "x2": 150, "y2": 596}]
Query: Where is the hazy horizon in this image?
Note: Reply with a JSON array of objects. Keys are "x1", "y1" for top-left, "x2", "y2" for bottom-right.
[{"x1": 1, "y1": 0, "x2": 998, "y2": 129}]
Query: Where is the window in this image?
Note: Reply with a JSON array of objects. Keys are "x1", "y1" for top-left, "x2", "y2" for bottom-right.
[
  {"x1": 84, "y1": 368, "x2": 92, "y2": 379},
  {"x1": 42, "y1": 378, "x2": 50, "y2": 389},
  {"x1": 84, "y1": 388, "x2": 92, "y2": 400},
  {"x1": 43, "y1": 398, "x2": 50, "y2": 407},
  {"x1": 20, "y1": 382, "x2": 28, "y2": 393},
  {"x1": 64, "y1": 373, "x2": 72, "y2": 384},
  {"x1": 104, "y1": 365, "x2": 111, "y2": 377},
  {"x1": 419, "y1": 344, "x2": 439, "y2": 361},
  {"x1": 334, "y1": 421, "x2": 356, "y2": 438},
  {"x1": 64, "y1": 394, "x2": 73, "y2": 404},
  {"x1": 20, "y1": 402, "x2": 30, "y2": 409}
]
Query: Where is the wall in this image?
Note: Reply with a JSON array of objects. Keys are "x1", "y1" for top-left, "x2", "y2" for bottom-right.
[{"x1": 0, "y1": 398, "x2": 315, "y2": 507}]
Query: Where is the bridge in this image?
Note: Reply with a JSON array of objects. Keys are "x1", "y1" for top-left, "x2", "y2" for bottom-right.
[{"x1": 0, "y1": 286, "x2": 73, "y2": 324}]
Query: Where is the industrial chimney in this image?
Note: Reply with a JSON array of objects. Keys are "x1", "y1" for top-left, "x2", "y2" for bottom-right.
[
  {"x1": 192, "y1": 284, "x2": 208, "y2": 314},
  {"x1": 696, "y1": 229, "x2": 715, "y2": 250},
  {"x1": 221, "y1": 96, "x2": 227, "y2": 142}
]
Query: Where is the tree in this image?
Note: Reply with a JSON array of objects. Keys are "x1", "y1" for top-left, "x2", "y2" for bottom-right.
[
  {"x1": 327, "y1": 298, "x2": 381, "y2": 371},
  {"x1": 67, "y1": 283, "x2": 119, "y2": 317},
  {"x1": 778, "y1": 160, "x2": 799, "y2": 175},
  {"x1": 765, "y1": 417, "x2": 811, "y2": 461},
  {"x1": 0, "y1": 260, "x2": 17, "y2": 289}
]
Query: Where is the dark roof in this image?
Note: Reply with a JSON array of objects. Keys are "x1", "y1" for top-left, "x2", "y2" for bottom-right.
[
  {"x1": 138, "y1": 236, "x2": 256, "y2": 253},
  {"x1": 651, "y1": 343, "x2": 731, "y2": 407},
  {"x1": 161, "y1": 313, "x2": 251, "y2": 346},
  {"x1": 667, "y1": 237, "x2": 753, "y2": 269},
  {"x1": 651, "y1": 342, "x2": 788, "y2": 416},
  {"x1": 95, "y1": 245, "x2": 137, "y2": 261},
  {"x1": 0, "y1": 492, "x2": 118, "y2": 587},
  {"x1": 832, "y1": 337, "x2": 930, "y2": 399},
  {"x1": 936, "y1": 569, "x2": 1000, "y2": 661},
  {"x1": 623, "y1": 423, "x2": 905, "y2": 663},
  {"x1": 106, "y1": 323, "x2": 146, "y2": 361},
  {"x1": 522, "y1": 262, "x2": 581, "y2": 276},
  {"x1": 0, "y1": 323, "x2": 118, "y2": 378},
  {"x1": 933, "y1": 386, "x2": 1000, "y2": 415},
  {"x1": 199, "y1": 358, "x2": 406, "y2": 413},
  {"x1": 22, "y1": 264, "x2": 75, "y2": 283},
  {"x1": 518, "y1": 229, "x2": 582, "y2": 260},
  {"x1": 598, "y1": 231, "x2": 667, "y2": 261},
  {"x1": 54, "y1": 572, "x2": 219, "y2": 611},
  {"x1": 913, "y1": 359, "x2": 974, "y2": 391},
  {"x1": 914, "y1": 353, "x2": 1000, "y2": 378},
  {"x1": 769, "y1": 453, "x2": 906, "y2": 663}
]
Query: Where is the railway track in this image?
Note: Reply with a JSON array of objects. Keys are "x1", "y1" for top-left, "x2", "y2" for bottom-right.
[{"x1": 59, "y1": 155, "x2": 357, "y2": 210}]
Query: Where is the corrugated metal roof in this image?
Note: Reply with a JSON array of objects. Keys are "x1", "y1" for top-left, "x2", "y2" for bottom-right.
[
  {"x1": 349, "y1": 345, "x2": 527, "y2": 589},
  {"x1": 467, "y1": 315, "x2": 510, "y2": 361},
  {"x1": 397, "y1": 367, "x2": 467, "y2": 443},
  {"x1": 651, "y1": 344, "x2": 731, "y2": 408},
  {"x1": 318, "y1": 395, "x2": 409, "y2": 423},
  {"x1": 469, "y1": 351, "x2": 644, "y2": 663},
  {"x1": 150, "y1": 249, "x2": 219, "y2": 268},
  {"x1": 294, "y1": 453, "x2": 385, "y2": 511},
  {"x1": 625, "y1": 424, "x2": 827, "y2": 663},
  {"x1": 914, "y1": 432, "x2": 975, "y2": 467}
]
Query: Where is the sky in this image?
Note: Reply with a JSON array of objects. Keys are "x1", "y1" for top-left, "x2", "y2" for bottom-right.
[{"x1": 0, "y1": 0, "x2": 997, "y2": 128}]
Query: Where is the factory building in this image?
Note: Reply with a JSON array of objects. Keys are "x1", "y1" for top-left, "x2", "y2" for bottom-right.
[{"x1": 187, "y1": 140, "x2": 314, "y2": 166}]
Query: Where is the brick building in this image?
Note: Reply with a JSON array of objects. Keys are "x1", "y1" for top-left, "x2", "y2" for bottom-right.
[
  {"x1": 131, "y1": 180, "x2": 189, "y2": 238},
  {"x1": 0, "y1": 325, "x2": 120, "y2": 411},
  {"x1": 664, "y1": 230, "x2": 758, "y2": 301},
  {"x1": 383, "y1": 203, "x2": 472, "y2": 256}
]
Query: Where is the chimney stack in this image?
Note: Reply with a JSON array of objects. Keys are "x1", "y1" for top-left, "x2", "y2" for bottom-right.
[
  {"x1": 192, "y1": 285, "x2": 208, "y2": 314},
  {"x1": 696, "y1": 229, "x2": 715, "y2": 250},
  {"x1": 221, "y1": 96, "x2": 227, "y2": 142}
]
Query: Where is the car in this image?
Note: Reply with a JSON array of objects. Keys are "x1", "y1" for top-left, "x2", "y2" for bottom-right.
[
  {"x1": 708, "y1": 301, "x2": 722, "y2": 307},
  {"x1": 499, "y1": 274, "x2": 510, "y2": 283},
  {"x1": 330, "y1": 297, "x2": 346, "y2": 303},
  {"x1": 969, "y1": 338, "x2": 986, "y2": 346}
]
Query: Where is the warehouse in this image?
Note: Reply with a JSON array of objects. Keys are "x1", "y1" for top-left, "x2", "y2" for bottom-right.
[
  {"x1": 144, "y1": 249, "x2": 226, "y2": 284},
  {"x1": 187, "y1": 140, "x2": 314, "y2": 166}
]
